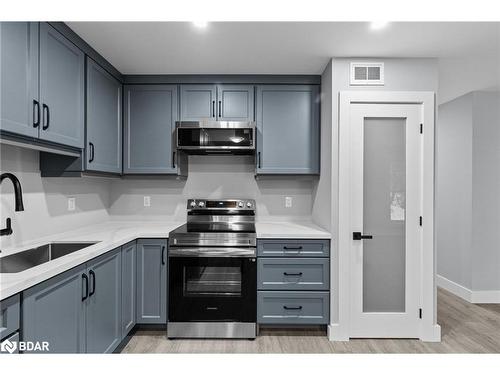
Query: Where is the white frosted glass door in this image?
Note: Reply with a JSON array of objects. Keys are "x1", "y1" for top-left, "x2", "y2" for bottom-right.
[
  {"x1": 350, "y1": 104, "x2": 422, "y2": 338},
  {"x1": 363, "y1": 118, "x2": 406, "y2": 313}
]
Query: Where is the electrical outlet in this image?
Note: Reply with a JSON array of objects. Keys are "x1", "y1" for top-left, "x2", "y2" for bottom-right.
[
  {"x1": 143, "y1": 196, "x2": 151, "y2": 207},
  {"x1": 285, "y1": 196, "x2": 293, "y2": 208},
  {"x1": 67, "y1": 197, "x2": 76, "y2": 211}
]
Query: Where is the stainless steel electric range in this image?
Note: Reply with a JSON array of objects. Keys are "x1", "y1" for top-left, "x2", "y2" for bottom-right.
[{"x1": 167, "y1": 199, "x2": 257, "y2": 339}]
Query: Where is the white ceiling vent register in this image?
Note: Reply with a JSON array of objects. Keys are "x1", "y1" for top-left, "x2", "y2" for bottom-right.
[{"x1": 350, "y1": 62, "x2": 384, "y2": 86}]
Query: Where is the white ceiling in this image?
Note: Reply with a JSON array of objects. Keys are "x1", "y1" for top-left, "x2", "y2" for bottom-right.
[{"x1": 67, "y1": 22, "x2": 500, "y2": 74}]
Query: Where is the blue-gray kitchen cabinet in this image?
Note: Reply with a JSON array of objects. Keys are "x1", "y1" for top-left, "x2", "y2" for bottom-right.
[
  {"x1": 255, "y1": 85, "x2": 320, "y2": 174},
  {"x1": 180, "y1": 84, "x2": 217, "y2": 121},
  {"x1": 121, "y1": 241, "x2": 136, "y2": 337},
  {"x1": 0, "y1": 22, "x2": 39, "y2": 138},
  {"x1": 123, "y1": 85, "x2": 178, "y2": 174},
  {"x1": 86, "y1": 57, "x2": 122, "y2": 174},
  {"x1": 136, "y1": 239, "x2": 167, "y2": 324},
  {"x1": 216, "y1": 85, "x2": 254, "y2": 121},
  {"x1": 38, "y1": 23, "x2": 85, "y2": 148},
  {"x1": 0, "y1": 294, "x2": 20, "y2": 341},
  {"x1": 22, "y1": 264, "x2": 87, "y2": 353},
  {"x1": 180, "y1": 84, "x2": 254, "y2": 122},
  {"x1": 85, "y1": 248, "x2": 122, "y2": 353}
]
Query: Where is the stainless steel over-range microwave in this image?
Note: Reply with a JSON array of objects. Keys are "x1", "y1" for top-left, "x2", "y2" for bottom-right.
[{"x1": 175, "y1": 121, "x2": 255, "y2": 154}]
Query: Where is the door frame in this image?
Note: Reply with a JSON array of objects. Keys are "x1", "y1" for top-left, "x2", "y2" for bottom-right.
[{"x1": 335, "y1": 91, "x2": 440, "y2": 342}]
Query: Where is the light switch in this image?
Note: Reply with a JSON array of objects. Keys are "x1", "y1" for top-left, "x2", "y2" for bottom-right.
[
  {"x1": 285, "y1": 196, "x2": 293, "y2": 208},
  {"x1": 144, "y1": 196, "x2": 151, "y2": 207}
]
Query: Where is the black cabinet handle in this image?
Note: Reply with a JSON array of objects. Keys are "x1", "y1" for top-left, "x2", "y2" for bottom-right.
[
  {"x1": 172, "y1": 151, "x2": 176, "y2": 169},
  {"x1": 33, "y1": 100, "x2": 40, "y2": 128},
  {"x1": 42, "y1": 104, "x2": 49, "y2": 130},
  {"x1": 283, "y1": 272, "x2": 303, "y2": 276},
  {"x1": 82, "y1": 273, "x2": 89, "y2": 301},
  {"x1": 353, "y1": 232, "x2": 373, "y2": 240},
  {"x1": 212, "y1": 100, "x2": 215, "y2": 118},
  {"x1": 257, "y1": 152, "x2": 261, "y2": 168},
  {"x1": 89, "y1": 270, "x2": 96, "y2": 297},
  {"x1": 161, "y1": 246, "x2": 166, "y2": 265},
  {"x1": 89, "y1": 142, "x2": 95, "y2": 163},
  {"x1": 283, "y1": 246, "x2": 303, "y2": 250},
  {"x1": 218, "y1": 100, "x2": 222, "y2": 118},
  {"x1": 283, "y1": 305, "x2": 302, "y2": 310}
]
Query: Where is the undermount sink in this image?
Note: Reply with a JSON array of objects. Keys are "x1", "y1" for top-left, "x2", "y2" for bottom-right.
[{"x1": 0, "y1": 242, "x2": 99, "y2": 273}]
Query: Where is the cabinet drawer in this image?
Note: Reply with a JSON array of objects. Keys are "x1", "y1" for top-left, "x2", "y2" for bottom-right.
[
  {"x1": 257, "y1": 239, "x2": 329, "y2": 257},
  {"x1": 258, "y1": 258, "x2": 329, "y2": 291},
  {"x1": 257, "y1": 291, "x2": 329, "y2": 324},
  {"x1": 0, "y1": 294, "x2": 20, "y2": 340}
]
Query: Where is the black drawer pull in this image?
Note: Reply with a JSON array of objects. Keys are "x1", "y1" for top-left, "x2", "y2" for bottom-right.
[
  {"x1": 212, "y1": 100, "x2": 215, "y2": 118},
  {"x1": 283, "y1": 246, "x2": 303, "y2": 250},
  {"x1": 161, "y1": 246, "x2": 166, "y2": 265},
  {"x1": 283, "y1": 272, "x2": 303, "y2": 276},
  {"x1": 283, "y1": 305, "x2": 302, "y2": 310}
]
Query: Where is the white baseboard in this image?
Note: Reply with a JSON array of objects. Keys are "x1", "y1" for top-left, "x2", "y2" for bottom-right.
[{"x1": 437, "y1": 275, "x2": 500, "y2": 303}]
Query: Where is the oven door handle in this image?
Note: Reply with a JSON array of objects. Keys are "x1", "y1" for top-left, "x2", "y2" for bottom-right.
[{"x1": 168, "y1": 247, "x2": 256, "y2": 257}]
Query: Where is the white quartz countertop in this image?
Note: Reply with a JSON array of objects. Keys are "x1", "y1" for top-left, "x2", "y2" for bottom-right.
[{"x1": 0, "y1": 220, "x2": 330, "y2": 300}]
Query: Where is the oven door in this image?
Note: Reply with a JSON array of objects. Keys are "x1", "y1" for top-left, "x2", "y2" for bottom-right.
[{"x1": 169, "y1": 256, "x2": 256, "y2": 322}]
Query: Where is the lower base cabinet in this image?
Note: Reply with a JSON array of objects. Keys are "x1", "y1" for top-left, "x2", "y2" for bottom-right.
[
  {"x1": 22, "y1": 249, "x2": 123, "y2": 353},
  {"x1": 121, "y1": 241, "x2": 137, "y2": 337},
  {"x1": 136, "y1": 239, "x2": 167, "y2": 324},
  {"x1": 85, "y1": 248, "x2": 122, "y2": 353},
  {"x1": 23, "y1": 264, "x2": 87, "y2": 353}
]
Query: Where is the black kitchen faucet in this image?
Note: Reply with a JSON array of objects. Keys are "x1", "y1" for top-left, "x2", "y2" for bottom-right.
[{"x1": 0, "y1": 172, "x2": 24, "y2": 236}]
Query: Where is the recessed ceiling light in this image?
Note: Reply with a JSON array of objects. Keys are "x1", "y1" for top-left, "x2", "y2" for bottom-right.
[
  {"x1": 192, "y1": 21, "x2": 208, "y2": 29},
  {"x1": 370, "y1": 21, "x2": 389, "y2": 30}
]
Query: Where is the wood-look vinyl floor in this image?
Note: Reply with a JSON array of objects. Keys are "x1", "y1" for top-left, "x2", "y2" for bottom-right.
[{"x1": 121, "y1": 288, "x2": 500, "y2": 353}]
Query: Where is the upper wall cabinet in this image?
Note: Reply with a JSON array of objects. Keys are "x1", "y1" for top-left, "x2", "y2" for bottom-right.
[
  {"x1": 123, "y1": 85, "x2": 179, "y2": 174},
  {"x1": 86, "y1": 57, "x2": 122, "y2": 174},
  {"x1": 0, "y1": 22, "x2": 39, "y2": 138},
  {"x1": 38, "y1": 23, "x2": 85, "y2": 148},
  {"x1": 0, "y1": 22, "x2": 85, "y2": 149},
  {"x1": 180, "y1": 84, "x2": 254, "y2": 122},
  {"x1": 256, "y1": 85, "x2": 320, "y2": 175}
]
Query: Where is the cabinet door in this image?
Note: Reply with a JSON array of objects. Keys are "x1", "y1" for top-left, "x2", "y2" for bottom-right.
[
  {"x1": 136, "y1": 239, "x2": 167, "y2": 324},
  {"x1": 256, "y1": 85, "x2": 320, "y2": 174},
  {"x1": 180, "y1": 84, "x2": 216, "y2": 121},
  {"x1": 0, "y1": 22, "x2": 39, "y2": 137},
  {"x1": 86, "y1": 58, "x2": 122, "y2": 173},
  {"x1": 22, "y1": 264, "x2": 86, "y2": 353},
  {"x1": 217, "y1": 85, "x2": 254, "y2": 121},
  {"x1": 39, "y1": 23, "x2": 84, "y2": 148},
  {"x1": 85, "y1": 248, "x2": 122, "y2": 353},
  {"x1": 121, "y1": 241, "x2": 136, "y2": 337},
  {"x1": 123, "y1": 85, "x2": 178, "y2": 174}
]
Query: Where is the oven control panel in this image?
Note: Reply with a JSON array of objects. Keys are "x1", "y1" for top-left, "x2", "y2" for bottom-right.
[{"x1": 187, "y1": 199, "x2": 255, "y2": 210}]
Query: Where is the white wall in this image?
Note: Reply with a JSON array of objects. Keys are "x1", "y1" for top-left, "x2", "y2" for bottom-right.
[
  {"x1": 436, "y1": 93, "x2": 473, "y2": 290},
  {"x1": 438, "y1": 54, "x2": 500, "y2": 105},
  {"x1": 0, "y1": 144, "x2": 111, "y2": 253},
  {"x1": 109, "y1": 155, "x2": 317, "y2": 222},
  {"x1": 437, "y1": 91, "x2": 500, "y2": 300},
  {"x1": 311, "y1": 59, "x2": 333, "y2": 230}
]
